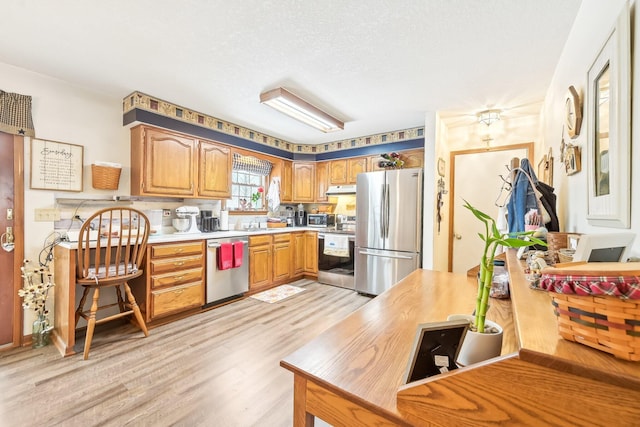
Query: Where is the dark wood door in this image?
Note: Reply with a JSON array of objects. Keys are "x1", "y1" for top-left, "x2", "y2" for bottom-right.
[{"x1": 0, "y1": 132, "x2": 23, "y2": 348}]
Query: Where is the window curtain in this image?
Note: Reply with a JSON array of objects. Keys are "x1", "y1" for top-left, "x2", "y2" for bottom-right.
[
  {"x1": 0, "y1": 90, "x2": 35, "y2": 137},
  {"x1": 232, "y1": 153, "x2": 272, "y2": 176}
]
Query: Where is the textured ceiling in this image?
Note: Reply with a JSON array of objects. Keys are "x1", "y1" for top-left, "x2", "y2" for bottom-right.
[{"x1": 1, "y1": 0, "x2": 581, "y2": 144}]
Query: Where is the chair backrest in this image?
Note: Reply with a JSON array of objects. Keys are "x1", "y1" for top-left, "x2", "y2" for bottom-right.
[{"x1": 76, "y1": 207, "x2": 150, "y2": 283}]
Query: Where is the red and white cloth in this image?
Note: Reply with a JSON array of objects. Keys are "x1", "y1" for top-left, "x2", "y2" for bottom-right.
[{"x1": 539, "y1": 273, "x2": 640, "y2": 299}]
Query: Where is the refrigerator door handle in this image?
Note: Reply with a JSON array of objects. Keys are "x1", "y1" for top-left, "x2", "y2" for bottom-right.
[
  {"x1": 384, "y1": 183, "x2": 390, "y2": 238},
  {"x1": 380, "y1": 183, "x2": 386, "y2": 238},
  {"x1": 357, "y1": 250, "x2": 414, "y2": 260}
]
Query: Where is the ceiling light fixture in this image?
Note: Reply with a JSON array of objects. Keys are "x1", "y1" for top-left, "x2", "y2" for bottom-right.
[
  {"x1": 477, "y1": 109, "x2": 501, "y2": 126},
  {"x1": 260, "y1": 87, "x2": 344, "y2": 133}
]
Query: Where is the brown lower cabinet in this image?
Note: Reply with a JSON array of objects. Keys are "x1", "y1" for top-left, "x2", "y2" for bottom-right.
[
  {"x1": 131, "y1": 240, "x2": 205, "y2": 323},
  {"x1": 249, "y1": 231, "x2": 318, "y2": 294}
]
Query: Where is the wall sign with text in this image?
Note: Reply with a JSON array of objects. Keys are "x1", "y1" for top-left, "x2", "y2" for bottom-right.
[{"x1": 30, "y1": 138, "x2": 84, "y2": 192}]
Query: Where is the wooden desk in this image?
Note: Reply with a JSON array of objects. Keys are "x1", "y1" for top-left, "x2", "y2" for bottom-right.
[
  {"x1": 280, "y1": 269, "x2": 515, "y2": 426},
  {"x1": 52, "y1": 245, "x2": 78, "y2": 357},
  {"x1": 281, "y1": 253, "x2": 640, "y2": 426}
]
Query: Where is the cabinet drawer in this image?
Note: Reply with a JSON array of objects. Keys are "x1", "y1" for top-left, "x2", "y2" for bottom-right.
[
  {"x1": 151, "y1": 241, "x2": 204, "y2": 258},
  {"x1": 249, "y1": 235, "x2": 272, "y2": 246},
  {"x1": 151, "y1": 268, "x2": 203, "y2": 289},
  {"x1": 150, "y1": 255, "x2": 203, "y2": 275},
  {"x1": 151, "y1": 281, "x2": 204, "y2": 319},
  {"x1": 273, "y1": 233, "x2": 290, "y2": 244}
]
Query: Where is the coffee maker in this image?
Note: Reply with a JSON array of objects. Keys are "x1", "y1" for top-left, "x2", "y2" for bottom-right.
[{"x1": 296, "y1": 204, "x2": 306, "y2": 226}]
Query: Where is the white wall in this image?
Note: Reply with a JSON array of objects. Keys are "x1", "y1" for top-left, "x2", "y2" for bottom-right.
[
  {"x1": 541, "y1": 0, "x2": 638, "y2": 256},
  {"x1": 0, "y1": 61, "x2": 126, "y2": 333},
  {"x1": 430, "y1": 112, "x2": 542, "y2": 271}
]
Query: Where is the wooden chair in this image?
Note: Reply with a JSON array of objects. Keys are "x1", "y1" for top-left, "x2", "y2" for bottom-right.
[{"x1": 74, "y1": 207, "x2": 150, "y2": 359}]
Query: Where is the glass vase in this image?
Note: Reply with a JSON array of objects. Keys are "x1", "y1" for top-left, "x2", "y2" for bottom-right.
[{"x1": 32, "y1": 314, "x2": 51, "y2": 349}]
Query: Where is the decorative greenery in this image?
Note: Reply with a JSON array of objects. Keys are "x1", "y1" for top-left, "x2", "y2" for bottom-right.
[
  {"x1": 463, "y1": 200, "x2": 546, "y2": 333},
  {"x1": 378, "y1": 152, "x2": 404, "y2": 169},
  {"x1": 19, "y1": 260, "x2": 55, "y2": 318},
  {"x1": 251, "y1": 186, "x2": 264, "y2": 204}
]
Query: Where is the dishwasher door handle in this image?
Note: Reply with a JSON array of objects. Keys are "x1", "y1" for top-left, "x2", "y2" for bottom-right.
[
  {"x1": 357, "y1": 250, "x2": 414, "y2": 260},
  {"x1": 208, "y1": 241, "x2": 248, "y2": 249}
]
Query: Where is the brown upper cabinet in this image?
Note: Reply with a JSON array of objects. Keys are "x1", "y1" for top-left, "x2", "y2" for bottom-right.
[
  {"x1": 198, "y1": 140, "x2": 232, "y2": 199},
  {"x1": 329, "y1": 157, "x2": 368, "y2": 185},
  {"x1": 131, "y1": 125, "x2": 231, "y2": 198},
  {"x1": 292, "y1": 162, "x2": 315, "y2": 202},
  {"x1": 280, "y1": 159, "x2": 293, "y2": 203},
  {"x1": 315, "y1": 161, "x2": 329, "y2": 202},
  {"x1": 368, "y1": 149, "x2": 424, "y2": 172}
]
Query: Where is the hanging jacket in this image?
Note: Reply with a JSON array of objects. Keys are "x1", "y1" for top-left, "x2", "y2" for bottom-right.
[{"x1": 507, "y1": 158, "x2": 559, "y2": 233}]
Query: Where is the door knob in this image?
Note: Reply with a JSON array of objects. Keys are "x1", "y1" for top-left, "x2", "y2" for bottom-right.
[{"x1": 454, "y1": 233, "x2": 462, "y2": 240}]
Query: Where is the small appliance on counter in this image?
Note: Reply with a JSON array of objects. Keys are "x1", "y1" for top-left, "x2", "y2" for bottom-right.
[
  {"x1": 174, "y1": 206, "x2": 200, "y2": 233},
  {"x1": 307, "y1": 213, "x2": 336, "y2": 228},
  {"x1": 285, "y1": 207, "x2": 295, "y2": 227},
  {"x1": 296, "y1": 210, "x2": 307, "y2": 226}
]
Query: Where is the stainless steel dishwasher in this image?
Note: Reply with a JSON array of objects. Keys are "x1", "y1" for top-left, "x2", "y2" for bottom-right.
[{"x1": 205, "y1": 236, "x2": 249, "y2": 306}]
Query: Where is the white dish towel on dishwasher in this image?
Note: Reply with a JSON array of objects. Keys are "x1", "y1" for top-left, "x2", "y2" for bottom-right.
[{"x1": 323, "y1": 234, "x2": 350, "y2": 257}]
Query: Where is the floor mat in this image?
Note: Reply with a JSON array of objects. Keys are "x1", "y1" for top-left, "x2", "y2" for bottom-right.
[{"x1": 250, "y1": 285, "x2": 306, "y2": 303}]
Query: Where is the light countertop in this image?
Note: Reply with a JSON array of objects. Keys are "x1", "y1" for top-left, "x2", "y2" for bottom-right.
[{"x1": 57, "y1": 226, "x2": 321, "y2": 249}]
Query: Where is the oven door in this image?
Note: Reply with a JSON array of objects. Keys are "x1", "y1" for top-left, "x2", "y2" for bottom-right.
[{"x1": 317, "y1": 233, "x2": 355, "y2": 289}]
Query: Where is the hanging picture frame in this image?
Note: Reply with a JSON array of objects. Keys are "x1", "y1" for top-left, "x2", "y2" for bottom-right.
[
  {"x1": 564, "y1": 145, "x2": 581, "y2": 175},
  {"x1": 586, "y1": 1, "x2": 631, "y2": 228},
  {"x1": 30, "y1": 138, "x2": 84, "y2": 192}
]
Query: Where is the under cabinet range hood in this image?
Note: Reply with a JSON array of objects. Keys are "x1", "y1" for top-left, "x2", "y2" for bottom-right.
[{"x1": 326, "y1": 185, "x2": 357, "y2": 195}]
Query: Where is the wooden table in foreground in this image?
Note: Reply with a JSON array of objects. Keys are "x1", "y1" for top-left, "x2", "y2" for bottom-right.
[{"x1": 280, "y1": 252, "x2": 640, "y2": 426}]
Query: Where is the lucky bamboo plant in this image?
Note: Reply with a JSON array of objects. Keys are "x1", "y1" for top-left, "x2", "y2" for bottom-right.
[{"x1": 463, "y1": 200, "x2": 546, "y2": 333}]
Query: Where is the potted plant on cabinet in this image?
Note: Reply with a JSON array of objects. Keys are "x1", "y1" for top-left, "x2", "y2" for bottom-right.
[{"x1": 452, "y1": 200, "x2": 547, "y2": 365}]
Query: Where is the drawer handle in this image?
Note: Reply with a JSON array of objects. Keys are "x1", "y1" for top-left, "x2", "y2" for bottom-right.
[
  {"x1": 174, "y1": 261, "x2": 185, "y2": 266},
  {"x1": 173, "y1": 289, "x2": 184, "y2": 295},
  {"x1": 174, "y1": 275, "x2": 185, "y2": 282},
  {"x1": 174, "y1": 248, "x2": 184, "y2": 254}
]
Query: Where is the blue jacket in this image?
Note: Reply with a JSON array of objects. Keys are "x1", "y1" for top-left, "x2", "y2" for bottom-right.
[{"x1": 507, "y1": 159, "x2": 540, "y2": 234}]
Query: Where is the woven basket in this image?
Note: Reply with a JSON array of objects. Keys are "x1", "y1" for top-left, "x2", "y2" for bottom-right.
[
  {"x1": 91, "y1": 164, "x2": 121, "y2": 190},
  {"x1": 547, "y1": 232, "x2": 571, "y2": 251},
  {"x1": 551, "y1": 294, "x2": 640, "y2": 361},
  {"x1": 557, "y1": 249, "x2": 575, "y2": 263}
]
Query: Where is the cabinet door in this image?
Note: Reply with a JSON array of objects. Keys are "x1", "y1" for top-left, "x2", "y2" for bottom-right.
[
  {"x1": 281, "y1": 160, "x2": 293, "y2": 203},
  {"x1": 249, "y1": 244, "x2": 272, "y2": 291},
  {"x1": 198, "y1": 140, "x2": 231, "y2": 198},
  {"x1": 329, "y1": 160, "x2": 348, "y2": 184},
  {"x1": 304, "y1": 232, "x2": 318, "y2": 274},
  {"x1": 273, "y1": 242, "x2": 291, "y2": 283},
  {"x1": 135, "y1": 126, "x2": 196, "y2": 196},
  {"x1": 368, "y1": 155, "x2": 385, "y2": 171},
  {"x1": 315, "y1": 161, "x2": 329, "y2": 202},
  {"x1": 347, "y1": 157, "x2": 368, "y2": 183},
  {"x1": 292, "y1": 232, "x2": 305, "y2": 277},
  {"x1": 292, "y1": 162, "x2": 315, "y2": 202},
  {"x1": 401, "y1": 149, "x2": 424, "y2": 168}
]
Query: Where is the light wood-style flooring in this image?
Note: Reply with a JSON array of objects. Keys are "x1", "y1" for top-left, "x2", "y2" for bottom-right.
[{"x1": 0, "y1": 281, "x2": 370, "y2": 426}]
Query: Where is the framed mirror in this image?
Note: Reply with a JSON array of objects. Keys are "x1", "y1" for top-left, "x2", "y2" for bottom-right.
[{"x1": 586, "y1": 1, "x2": 630, "y2": 228}]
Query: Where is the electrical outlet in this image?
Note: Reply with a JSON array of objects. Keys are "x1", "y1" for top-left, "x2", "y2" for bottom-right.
[
  {"x1": 34, "y1": 208, "x2": 61, "y2": 222},
  {"x1": 163, "y1": 209, "x2": 171, "y2": 217}
]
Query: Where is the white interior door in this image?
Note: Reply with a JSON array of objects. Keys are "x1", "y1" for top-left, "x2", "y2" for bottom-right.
[{"x1": 450, "y1": 146, "x2": 529, "y2": 274}]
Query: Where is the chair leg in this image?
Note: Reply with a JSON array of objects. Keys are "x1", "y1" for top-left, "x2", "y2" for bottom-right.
[
  {"x1": 83, "y1": 287, "x2": 100, "y2": 360},
  {"x1": 124, "y1": 282, "x2": 149, "y2": 337},
  {"x1": 115, "y1": 285, "x2": 126, "y2": 313},
  {"x1": 75, "y1": 287, "x2": 90, "y2": 328}
]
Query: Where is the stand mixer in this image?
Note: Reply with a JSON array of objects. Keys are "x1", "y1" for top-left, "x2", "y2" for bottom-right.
[{"x1": 174, "y1": 206, "x2": 201, "y2": 233}]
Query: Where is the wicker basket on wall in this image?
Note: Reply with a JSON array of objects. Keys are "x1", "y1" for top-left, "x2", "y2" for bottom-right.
[{"x1": 91, "y1": 163, "x2": 121, "y2": 190}]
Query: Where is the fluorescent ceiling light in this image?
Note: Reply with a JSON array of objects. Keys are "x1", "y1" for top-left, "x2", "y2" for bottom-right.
[{"x1": 260, "y1": 87, "x2": 344, "y2": 133}]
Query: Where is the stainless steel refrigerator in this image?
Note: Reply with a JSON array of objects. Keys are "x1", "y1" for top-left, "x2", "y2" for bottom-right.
[{"x1": 355, "y1": 167, "x2": 423, "y2": 295}]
